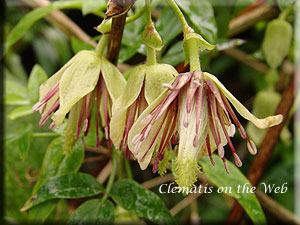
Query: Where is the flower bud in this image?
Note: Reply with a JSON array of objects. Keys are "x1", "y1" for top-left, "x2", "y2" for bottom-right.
[{"x1": 142, "y1": 22, "x2": 163, "y2": 51}]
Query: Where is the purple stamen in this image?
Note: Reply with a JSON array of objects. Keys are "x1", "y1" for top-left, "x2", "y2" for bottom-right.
[
  {"x1": 100, "y1": 77, "x2": 110, "y2": 140},
  {"x1": 206, "y1": 135, "x2": 215, "y2": 166},
  {"x1": 38, "y1": 98, "x2": 60, "y2": 127},
  {"x1": 121, "y1": 101, "x2": 137, "y2": 150},
  {"x1": 95, "y1": 79, "x2": 102, "y2": 147},
  {"x1": 83, "y1": 93, "x2": 92, "y2": 132},
  {"x1": 32, "y1": 82, "x2": 59, "y2": 111},
  {"x1": 76, "y1": 97, "x2": 86, "y2": 140}
]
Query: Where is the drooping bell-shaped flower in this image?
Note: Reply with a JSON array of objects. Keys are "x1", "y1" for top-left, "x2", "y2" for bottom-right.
[
  {"x1": 110, "y1": 63, "x2": 178, "y2": 158},
  {"x1": 110, "y1": 19, "x2": 178, "y2": 158},
  {"x1": 32, "y1": 50, "x2": 126, "y2": 147},
  {"x1": 127, "y1": 70, "x2": 283, "y2": 188}
]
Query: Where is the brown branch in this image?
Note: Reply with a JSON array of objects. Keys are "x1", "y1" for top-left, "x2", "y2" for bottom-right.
[
  {"x1": 222, "y1": 48, "x2": 269, "y2": 74},
  {"x1": 83, "y1": 156, "x2": 106, "y2": 163},
  {"x1": 21, "y1": 0, "x2": 97, "y2": 47},
  {"x1": 226, "y1": 71, "x2": 297, "y2": 224},
  {"x1": 227, "y1": 3, "x2": 279, "y2": 38},
  {"x1": 141, "y1": 173, "x2": 174, "y2": 189},
  {"x1": 170, "y1": 193, "x2": 202, "y2": 216},
  {"x1": 97, "y1": 160, "x2": 112, "y2": 184},
  {"x1": 106, "y1": 13, "x2": 127, "y2": 64},
  {"x1": 256, "y1": 190, "x2": 300, "y2": 225}
]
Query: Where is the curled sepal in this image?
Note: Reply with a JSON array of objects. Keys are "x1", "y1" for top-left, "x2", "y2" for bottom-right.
[
  {"x1": 183, "y1": 32, "x2": 215, "y2": 65},
  {"x1": 204, "y1": 72, "x2": 283, "y2": 129},
  {"x1": 52, "y1": 50, "x2": 102, "y2": 127},
  {"x1": 142, "y1": 22, "x2": 163, "y2": 51}
]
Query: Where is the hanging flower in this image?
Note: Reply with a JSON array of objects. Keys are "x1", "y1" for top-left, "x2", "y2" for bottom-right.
[
  {"x1": 127, "y1": 70, "x2": 283, "y2": 188},
  {"x1": 32, "y1": 50, "x2": 126, "y2": 147},
  {"x1": 110, "y1": 63, "x2": 178, "y2": 158}
]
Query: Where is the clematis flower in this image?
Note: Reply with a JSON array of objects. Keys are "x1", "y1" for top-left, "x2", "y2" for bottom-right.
[
  {"x1": 32, "y1": 50, "x2": 126, "y2": 147},
  {"x1": 127, "y1": 70, "x2": 283, "y2": 188},
  {"x1": 110, "y1": 64, "x2": 178, "y2": 158}
]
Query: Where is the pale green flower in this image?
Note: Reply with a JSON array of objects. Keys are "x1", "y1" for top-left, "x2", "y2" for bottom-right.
[
  {"x1": 110, "y1": 63, "x2": 178, "y2": 158},
  {"x1": 127, "y1": 71, "x2": 283, "y2": 188},
  {"x1": 33, "y1": 50, "x2": 126, "y2": 146}
]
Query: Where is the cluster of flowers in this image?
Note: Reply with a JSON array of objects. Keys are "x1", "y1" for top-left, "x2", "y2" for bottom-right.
[{"x1": 33, "y1": 46, "x2": 282, "y2": 188}]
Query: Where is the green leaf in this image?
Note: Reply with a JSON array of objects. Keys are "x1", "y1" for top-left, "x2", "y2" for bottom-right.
[
  {"x1": 21, "y1": 173, "x2": 104, "y2": 211},
  {"x1": 68, "y1": 199, "x2": 115, "y2": 225},
  {"x1": 32, "y1": 137, "x2": 85, "y2": 194},
  {"x1": 81, "y1": 0, "x2": 106, "y2": 15},
  {"x1": 16, "y1": 124, "x2": 33, "y2": 161},
  {"x1": 27, "y1": 137, "x2": 84, "y2": 223},
  {"x1": 199, "y1": 155, "x2": 266, "y2": 224},
  {"x1": 155, "y1": 7, "x2": 182, "y2": 47},
  {"x1": 70, "y1": 36, "x2": 95, "y2": 54},
  {"x1": 5, "y1": 80, "x2": 30, "y2": 105},
  {"x1": 5, "y1": 1, "x2": 82, "y2": 54},
  {"x1": 175, "y1": 0, "x2": 217, "y2": 44},
  {"x1": 7, "y1": 105, "x2": 33, "y2": 120},
  {"x1": 28, "y1": 64, "x2": 48, "y2": 102},
  {"x1": 110, "y1": 179, "x2": 176, "y2": 225},
  {"x1": 161, "y1": 41, "x2": 184, "y2": 66}
]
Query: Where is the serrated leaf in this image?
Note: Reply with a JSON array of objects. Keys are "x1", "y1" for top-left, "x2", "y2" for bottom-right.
[
  {"x1": 110, "y1": 179, "x2": 176, "y2": 225},
  {"x1": 68, "y1": 199, "x2": 115, "y2": 225},
  {"x1": 16, "y1": 124, "x2": 33, "y2": 161},
  {"x1": 7, "y1": 105, "x2": 33, "y2": 120},
  {"x1": 199, "y1": 155, "x2": 266, "y2": 225},
  {"x1": 5, "y1": 1, "x2": 82, "y2": 54},
  {"x1": 28, "y1": 64, "x2": 48, "y2": 102},
  {"x1": 21, "y1": 173, "x2": 104, "y2": 211},
  {"x1": 175, "y1": 0, "x2": 217, "y2": 44},
  {"x1": 70, "y1": 37, "x2": 94, "y2": 54}
]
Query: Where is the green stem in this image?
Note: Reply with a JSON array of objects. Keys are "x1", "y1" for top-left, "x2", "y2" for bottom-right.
[
  {"x1": 97, "y1": 6, "x2": 146, "y2": 34},
  {"x1": 124, "y1": 159, "x2": 133, "y2": 179},
  {"x1": 146, "y1": 46, "x2": 156, "y2": 65},
  {"x1": 187, "y1": 38, "x2": 201, "y2": 71},
  {"x1": 279, "y1": 5, "x2": 294, "y2": 21},
  {"x1": 145, "y1": 0, "x2": 152, "y2": 25},
  {"x1": 95, "y1": 34, "x2": 109, "y2": 57},
  {"x1": 127, "y1": 6, "x2": 146, "y2": 23},
  {"x1": 118, "y1": 155, "x2": 124, "y2": 181},
  {"x1": 102, "y1": 148, "x2": 119, "y2": 201},
  {"x1": 165, "y1": 0, "x2": 190, "y2": 35}
]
